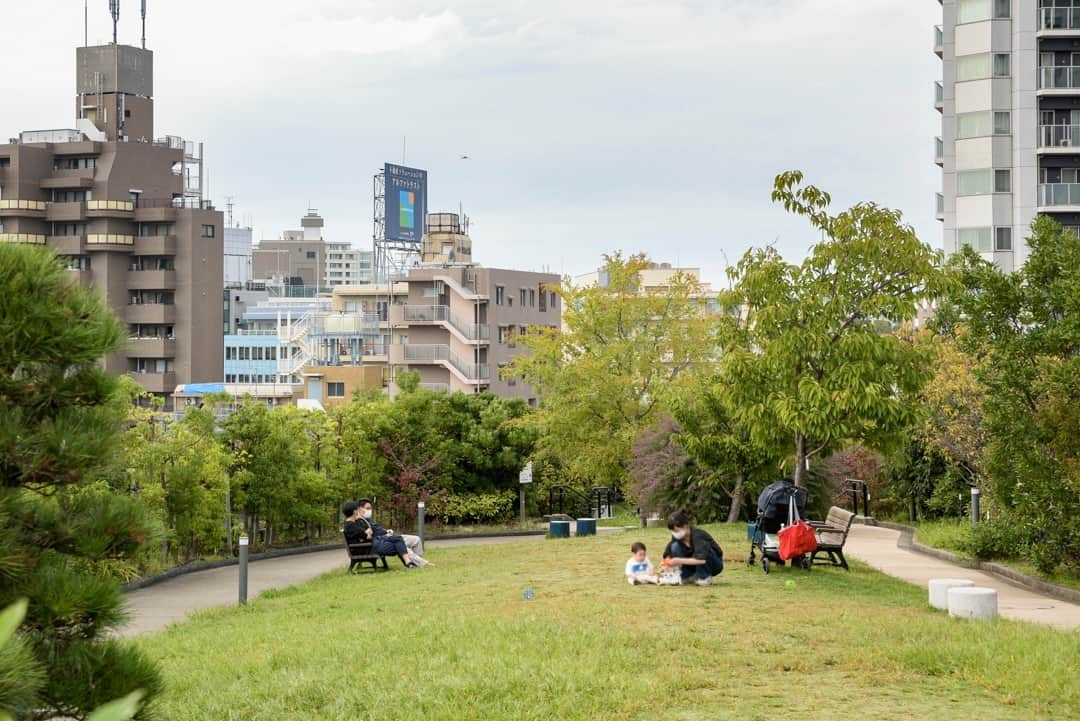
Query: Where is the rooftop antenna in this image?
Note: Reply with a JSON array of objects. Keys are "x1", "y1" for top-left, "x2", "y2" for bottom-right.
[
  {"x1": 109, "y1": 0, "x2": 119, "y2": 45},
  {"x1": 141, "y1": 0, "x2": 147, "y2": 49},
  {"x1": 225, "y1": 196, "x2": 235, "y2": 228},
  {"x1": 84, "y1": 0, "x2": 88, "y2": 46}
]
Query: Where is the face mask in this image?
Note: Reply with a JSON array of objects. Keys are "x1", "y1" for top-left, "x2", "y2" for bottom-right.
[
  {"x1": 672, "y1": 530, "x2": 687, "y2": 540},
  {"x1": 363, "y1": 508, "x2": 373, "y2": 519}
]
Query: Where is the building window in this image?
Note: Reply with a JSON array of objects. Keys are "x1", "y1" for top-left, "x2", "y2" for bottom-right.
[
  {"x1": 327, "y1": 382, "x2": 345, "y2": 397},
  {"x1": 226, "y1": 347, "x2": 237, "y2": 360},
  {"x1": 958, "y1": 227, "x2": 993, "y2": 253},
  {"x1": 995, "y1": 227, "x2": 1012, "y2": 252},
  {"x1": 994, "y1": 0, "x2": 1009, "y2": 19},
  {"x1": 306, "y1": 251, "x2": 316, "y2": 259},
  {"x1": 994, "y1": 112, "x2": 1010, "y2": 135},
  {"x1": 993, "y1": 53, "x2": 1011, "y2": 78},
  {"x1": 550, "y1": 291, "x2": 558, "y2": 310},
  {"x1": 994, "y1": 169, "x2": 1011, "y2": 193},
  {"x1": 957, "y1": 169, "x2": 993, "y2": 196},
  {"x1": 528, "y1": 289, "x2": 536, "y2": 307},
  {"x1": 956, "y1": 53, "x2": 992, "y2": 82},
  {"x1": 519, "y1": 288, "x2": 526, "y2": 306},
  {"x1": 201, "y1": 224, "x2": 215, "y2": 238},
  {"x1": 957, "y1": 0, "x2": 1008, "y2": 23},
  {"x1": 498, "y1": 325, "x2": 511, "y2": 344},
  {"x1": 495, "y1": 285, "x2": 505, "y2": 305}
]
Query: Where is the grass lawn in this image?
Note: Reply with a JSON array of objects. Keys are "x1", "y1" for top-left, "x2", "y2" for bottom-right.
[
  {"x1": 138, "y1": 524, "x2": 1078, "y2": 721},
  {"x1": 913, "y1": 519, "x2": 1080, "y2": 592}
]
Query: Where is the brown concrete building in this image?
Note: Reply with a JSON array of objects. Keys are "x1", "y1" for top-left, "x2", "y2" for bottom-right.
[
  {"x1": 0, "y1": 43, "x2": 223, "y2": 407},
  {"x1": 251, "y1": 211, "x2": 326, "y2": 286}
]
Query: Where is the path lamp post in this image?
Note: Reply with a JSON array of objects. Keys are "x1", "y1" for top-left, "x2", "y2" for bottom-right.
[
  {"x1": 238, "y1": 534, "x2": 249, "y2": 605},
  {"x1": 417, "y1": 501, "x2": 425, "y2": 546}
]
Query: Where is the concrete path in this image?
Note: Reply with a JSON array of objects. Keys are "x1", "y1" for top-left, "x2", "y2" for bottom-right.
[
  {"x1": 844, "y1": 523, "x2": 1080, "y2": 631},
  {"x1": 123, "y1": 530, "x2": 631, "y2": 636}
]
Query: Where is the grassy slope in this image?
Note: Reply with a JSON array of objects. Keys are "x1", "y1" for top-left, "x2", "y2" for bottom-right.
[
  {"x1": 139, "y1": 525, "x2": 1078, "y2": 721},
  {"x1": 914, "y1": 519, "x2": 1080, "y2": 592}
]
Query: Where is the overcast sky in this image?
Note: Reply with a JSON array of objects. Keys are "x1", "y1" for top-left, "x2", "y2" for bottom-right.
[{"x1": 2, "y1": 0, "x2": 941, "y2": 283}]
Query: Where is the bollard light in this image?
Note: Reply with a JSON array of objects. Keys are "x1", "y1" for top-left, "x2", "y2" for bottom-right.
[
  {"x1": 238, "y1": 534, "x2": 249, "y2": 605},
  {"x1": 417, "y1": 501, "x2": 425, "y2": 545},
  {"x1": 970, "y1": 487, "x2": 981, "y2": 525}
]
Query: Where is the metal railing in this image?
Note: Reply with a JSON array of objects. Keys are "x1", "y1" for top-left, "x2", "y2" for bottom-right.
[
  {"x1": 1041, "y1": 6, "x2": 1080, "y2": 30},
  {"x1": 934, "y1": 24, "x2": 943, "y2": 51},
  {"x1": 1038, "y1": 124, "x2": 1080, "y2": 148},
  {"x1": 0, "y1": 199, "x2": 46, "y2": 211},
  {"x1": 934, "y1": 81, "x2": 943, "y2": 106},
  {"x1": 418, "y1": 382, "x2": 450, "y2": 392},
  {"x1": 403, "y1": 344, "x2": 490, "y2": 381},
  {"x1": 0, "y1": 233, "x2": 46, "y2": 245},
  {"x1": 1038, "y1": 182, "x2": 1080, "y2": 205},
  {"x1": 87, "y1": 199, "x2": 134, "y2": 212},
  {"x1": 844, "y1": 479, "x2": 870, "y2": 518},
  {"x1": 936, "y1": 192, "x2": 944, "y2": 215},
  {"x1": 934, "y1": 136, "x2": 943, "y2": 163},
  {"x1": 87, "y1": 234, "x2": 134, "y2": 245},
  {"x1": 135, "y1": 197, "x2": 215, "y2": 210},
  {"x1": 402, "y1": 305, "x2": 489, "y2": 340},
  {"x1": 547, "y1": 486, "x2": 615, "y2": 520},
  {"x1": 1039, "y1": 65, "x2": 1080, "y2": 89}
]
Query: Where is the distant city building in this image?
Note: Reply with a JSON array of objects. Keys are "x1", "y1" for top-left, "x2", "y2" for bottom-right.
[
  {"x1": 224, "y1": 225, "x2": 253, "y2": 285},
  {"x1": 252, "y1": 209, "x2": 370, "y2": 288},
  {"x1": 325, "y1": 241, "x2": 372, "y2": 287},
  {"x1": 0, "y1": 40, "x2": 223, "y2": 408},
  {"x1": 934, "y1": 1, "x2": 1079, "y2": 270}
]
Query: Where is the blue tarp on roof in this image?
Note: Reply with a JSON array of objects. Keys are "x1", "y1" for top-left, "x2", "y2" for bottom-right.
[{"x1": 176, "y1": 383, "x2": 227, "y2": 396}]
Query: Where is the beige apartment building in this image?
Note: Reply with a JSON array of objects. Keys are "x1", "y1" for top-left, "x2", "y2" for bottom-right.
[{"x1": 0, "y1": 42, "x2": 223, "y2": 407}]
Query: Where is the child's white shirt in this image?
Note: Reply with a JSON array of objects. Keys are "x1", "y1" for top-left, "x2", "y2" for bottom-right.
[{"x1": 625, "y1": 556, "x2": 654, "y2": 579}]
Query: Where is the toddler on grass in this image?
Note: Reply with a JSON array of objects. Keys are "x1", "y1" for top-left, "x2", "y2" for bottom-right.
[{"x1": 625, "y1": 541, "x2": 660, "y2": 585}]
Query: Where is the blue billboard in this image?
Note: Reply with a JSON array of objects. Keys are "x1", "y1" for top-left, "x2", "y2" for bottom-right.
[{"x1": 384, "y1": 163, "x2": 427, "y2": 243}]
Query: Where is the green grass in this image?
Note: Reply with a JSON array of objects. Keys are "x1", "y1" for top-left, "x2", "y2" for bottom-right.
[
  {"x1": 138, "y1": 525, "x2": 1078, "y2": 721},
  {"x1": 913, "y1": 519, "x2": 1080, "y2": 592},
  {"x1": 597, "y1": 503, "x2": 643, "y2": 527}
]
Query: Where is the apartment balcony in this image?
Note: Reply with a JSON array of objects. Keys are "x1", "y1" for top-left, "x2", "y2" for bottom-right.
[
  {"x1": 132, "y1": 235, "x2": 177, "y2": 255},
  {"x1": 47, "y1": 235, "x2": 87, "y2": 254},
  {"x1": 933, "y1": 25, "x2": 943, "y2": 57},
  {"x1": 392, "y1": 343, "x2": 490, "y2": 383},
  {"x1": 935, "y1": 193, "x2": 944, "y2": 221},
  {"x1": 393, "y1": 304, "x2": 491, "y2": 342},
  {"x1": 0, "y1": 199, "x2": 46, "y2": 218},
  {"x1": 86, "y1": 199, "x2": 135, "y2": 218},
  {"x1": 1037, "y1": 124, "x2": 1080, "y2": 154},
  {"x1": 934, "y1": 136, "x2": 943, "y2": 166},
  {"x1": 131, "y1": 371, "x2": 177, "y2": 394},
  {"x1": 41, "y1": 169, "x2": 94, "y2": 189},
  {"x1": 45, "y1": 201, "x2": 86, "y2": 222},
  {"x1": 1038, "y1": 6, "x2": 1080, "y2": 36},
  {"x1": 0, "y1": 233, "x2": 46, "y2": 245},
  {"x1": 125, "y1": 303, "x2": 176, "y2": 324},
  {"x1": 134, "y1": 200, "x2": 178, "y2": 223},
  {"x1": 127, "y1": 269, "x2": 177, "y2": 290},
  {"x1": 1038, "y1": 183, "x2": 1080, "y2": 210},
  {"x1": 128, "y1": 337, "x2": 177, "y2": 357},
  {"x1": 418, "y1": 382, "x2": 450, "y2": 392},
  {"x1": 86, "y1": 234, "x2": 135, "y2": 251},
  {"x1": 934, "y1": 81, "x2": 943, "y2": 112}
]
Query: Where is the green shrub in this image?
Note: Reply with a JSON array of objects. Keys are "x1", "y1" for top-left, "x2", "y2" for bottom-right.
[
  {"x1": 434, "y1": 491, "x2": 517, "y2": 525},
  {"x1": 964, "y1": 519, "x2": 1026, "y2": 560}
]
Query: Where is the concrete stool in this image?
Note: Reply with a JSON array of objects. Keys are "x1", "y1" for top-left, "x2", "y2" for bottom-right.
[
  {"x1": 928, "y1": 578, "x2": 975, "y2": 609},
  {"x1": 948, "y1": 586, "x2": 998, "y2": 620}
]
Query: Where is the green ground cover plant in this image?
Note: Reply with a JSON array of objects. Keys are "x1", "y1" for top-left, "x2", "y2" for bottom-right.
[
  {"x1": 913, "y1": 520, "x2": 1080, "y2": 592},
  {"x1": 139, "y1": 525, "x2": 1077, "y2": 721}
]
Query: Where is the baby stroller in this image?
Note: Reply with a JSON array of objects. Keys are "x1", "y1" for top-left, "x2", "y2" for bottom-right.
[{"x1": 747, "y1": 480, "x2": 811, "y2": 574}]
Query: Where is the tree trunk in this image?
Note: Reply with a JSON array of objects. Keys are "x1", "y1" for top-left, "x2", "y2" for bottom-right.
[
  {"x1": 726, "y1": 472, "x2": 746, "y2": 523},
  {"x1": 793, "y1": 433, "x2": 807, "y2": 487}
]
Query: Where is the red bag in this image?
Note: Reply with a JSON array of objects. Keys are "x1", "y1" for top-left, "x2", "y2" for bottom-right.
[{"x1": 778, "y1": 495, "x2": 817, "y2": 561}]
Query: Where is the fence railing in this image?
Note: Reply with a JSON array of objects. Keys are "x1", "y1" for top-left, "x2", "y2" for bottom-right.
[
  {"x1": 1041, "y1": 6, "x2": 1080, "y2": 30},
  {"x1": 0, "y1": 199, "x2": 46, "y2": 211},
  {"x1": 1038, "y1": 182, "x2": 1080, "y2": 206},
  {"x1": 402, "y1": 344, "x2": 490, "y2": 381},
  {"x1": 1039, "y1": 65, "x2": 1080, "y2": 90},
  {"x1": 1038, "y1": 124, "x2": 1080, "y2": 148}
]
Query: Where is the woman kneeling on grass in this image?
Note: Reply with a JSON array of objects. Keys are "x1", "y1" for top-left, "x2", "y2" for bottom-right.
[{"x1": 662, "y1": 511, "x2": 724, "y2": 586}]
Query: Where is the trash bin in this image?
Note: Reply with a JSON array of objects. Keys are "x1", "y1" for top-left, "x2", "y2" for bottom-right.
[
  {"x1": 576, "y1": 518, "x2": 597, "y2": 536},
  {"x1": 549, "y1": 520, "x2": 571, "y2": 538}
]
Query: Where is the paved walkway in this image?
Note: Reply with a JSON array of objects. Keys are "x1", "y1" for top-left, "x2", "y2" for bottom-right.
[{"x1": 844, "y1": 524, "x2": 1080, "y2": 630}]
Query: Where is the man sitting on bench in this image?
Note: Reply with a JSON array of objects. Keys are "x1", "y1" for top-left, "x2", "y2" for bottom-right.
[{"x1": 343, "y1": 499, "x2": 416, "y2": 569}]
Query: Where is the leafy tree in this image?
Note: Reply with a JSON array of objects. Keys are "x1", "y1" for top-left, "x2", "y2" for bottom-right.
[
  {"x1": 0, "y1": 245, "x2": 161, "y2": 719},
  {"x1": 936, "y1": 215, "x2": 1080, "y2": 572},
  {"x1": 721, "y1": 172, "x2": 948, "y2": 485},
  {"x1": 511, "y1": 252, "x2": 714, "y2": 489}
]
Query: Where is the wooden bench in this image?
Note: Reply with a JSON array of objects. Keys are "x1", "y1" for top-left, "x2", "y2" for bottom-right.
[
  {"x1": 807, "y1": 506, "x2": 855, "y2": 571},
  {"x1": 345, "y1": 537, "x2": 389, "y2": 574}
]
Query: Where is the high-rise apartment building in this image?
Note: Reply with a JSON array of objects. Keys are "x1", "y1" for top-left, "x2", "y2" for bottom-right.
[
  {"x1": 0, "y1": 41, "x2": 223, "y2": 407},
  {"x1": 936, "y1": 1, "x2": 1080, "y2": 269}
]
